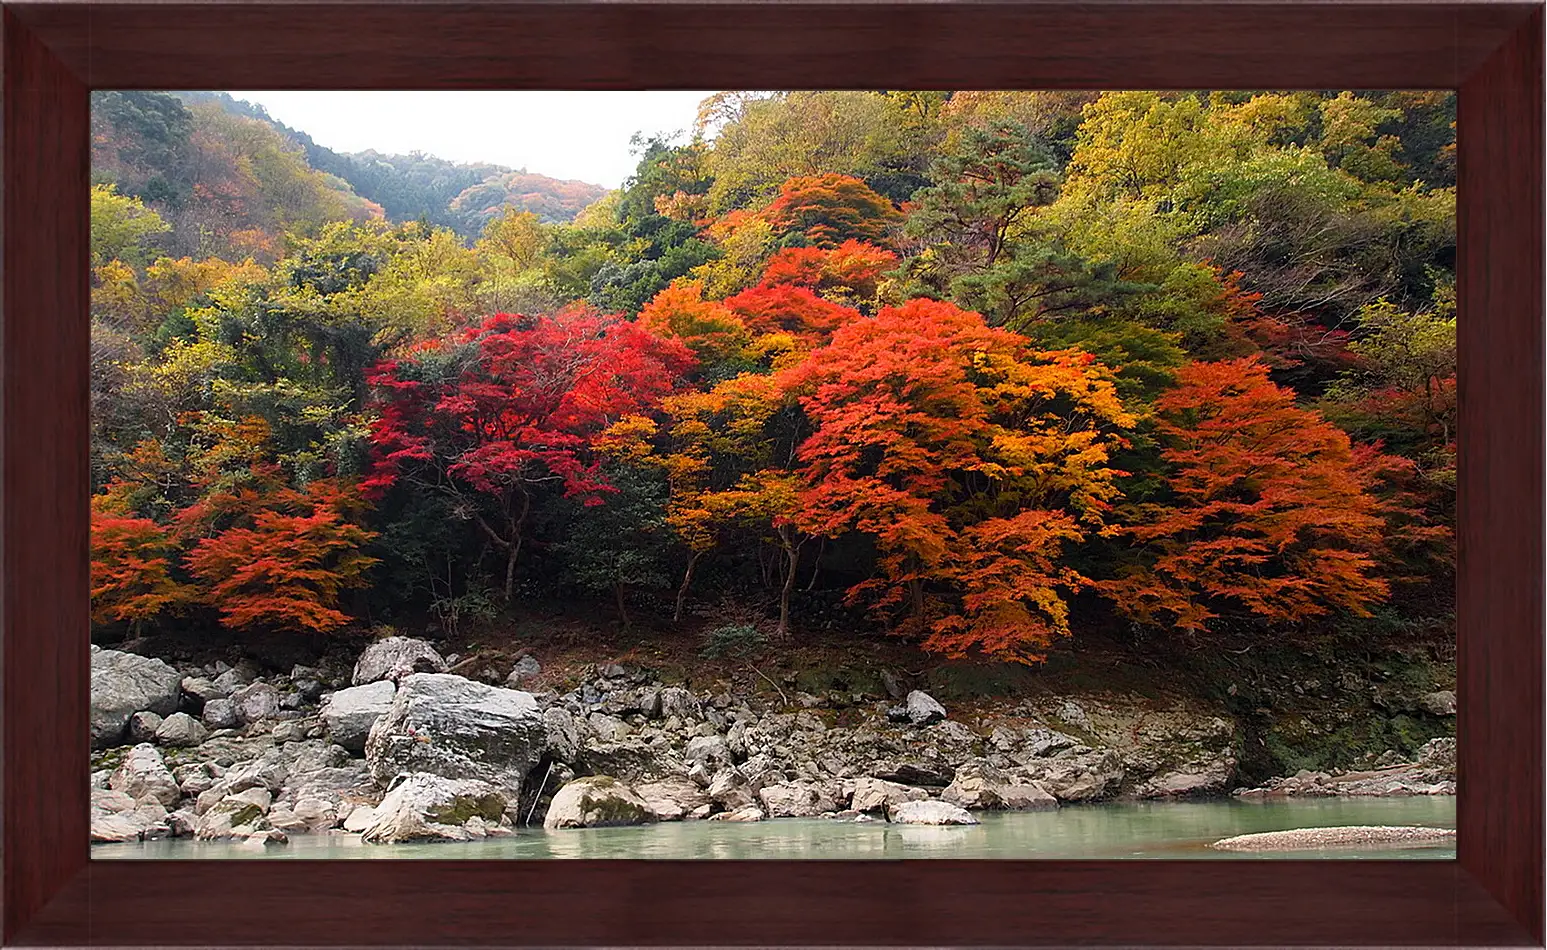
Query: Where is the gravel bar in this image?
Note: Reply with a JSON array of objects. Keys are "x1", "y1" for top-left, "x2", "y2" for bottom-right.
[{"x1": 1210, "y1": 825, "x2": 1457, "y2": 851}]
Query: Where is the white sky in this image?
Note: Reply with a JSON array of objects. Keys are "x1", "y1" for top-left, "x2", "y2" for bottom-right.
[{"x1": 226, "y1": 91, "x2": 716, "y2": 189}]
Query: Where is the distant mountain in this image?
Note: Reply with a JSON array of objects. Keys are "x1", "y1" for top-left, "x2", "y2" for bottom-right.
[
  {"x1": 311, "y1": 149, "x2": 510, "y2": 233},
  {"x1": 174, "y1": 92, "x2": 606, "y2": 238},
  {"x1": 450, "y1": 171, "x2": 608, "y2": 232}
]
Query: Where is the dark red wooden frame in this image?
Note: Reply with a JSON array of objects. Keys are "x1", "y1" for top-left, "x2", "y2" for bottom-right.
[{"x1": 3, "y1": 3, "x2": 1541, "y2": 946}]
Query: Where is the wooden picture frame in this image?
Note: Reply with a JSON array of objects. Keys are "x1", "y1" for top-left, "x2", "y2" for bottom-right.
[{"x1": 5, "y1": 2, "x2": 1541, "y2": 945}]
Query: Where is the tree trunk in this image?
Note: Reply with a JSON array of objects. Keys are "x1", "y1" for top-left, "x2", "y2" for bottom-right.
[
  {"x1": 674, "y1": 551, "x2": 702, "y2": 623},
  {"x1": 805, "y1": 537, "x2": 825, "y2": 591},
  {"x1": 614, "y1": 582, "x2": 631, "y2": 630},
  {"x1": 910, "y1": 577, "x2": 927, "y2": 635},
  {"x1": 775, "y1": 527, "x2": 800, "y2": 640},
  {"x1": 504, "y1": 544, "x2": 519, "y2": 604},
  {"x1": 777, "y1": 542, "x2": 799, "y2": 640},
  {"x1": 502, "y1": 491, "x2": 531, "y2": 605}
]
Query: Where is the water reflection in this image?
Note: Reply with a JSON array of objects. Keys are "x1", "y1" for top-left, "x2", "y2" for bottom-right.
[{"x1": 93, "y1": 796, "x2": 1456, "y2": 860}]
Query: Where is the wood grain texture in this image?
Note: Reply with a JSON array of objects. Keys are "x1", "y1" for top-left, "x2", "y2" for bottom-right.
[
  {"x1": 0, "y1": 9, "x2": 91, "y2": 943},
  {"x1": 1457, "y1": 5, "x2": 1546, "y2": 945},
  {"x1": 0, "y1": 2, "x2": 1541, "y2": 947},
  {"x1": 8, "y1": 2, "x2": 1537, "y2": 91},
  {"x1": 13, "y1": 859, "x2": 1538, "y2": 946}
]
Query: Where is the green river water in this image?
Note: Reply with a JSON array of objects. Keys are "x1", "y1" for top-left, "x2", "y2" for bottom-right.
[{"x1": 93, "y1": 796, "x2": 1454, "y2": 860}]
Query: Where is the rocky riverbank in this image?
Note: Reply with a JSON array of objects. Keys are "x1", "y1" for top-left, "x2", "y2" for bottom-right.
[
  {"x1": 1231, "y1": 736, "x2": 1456, "y2": 799},
  {"x1": 89, "y1": 635, "x2": 1457, "y2": 846}
]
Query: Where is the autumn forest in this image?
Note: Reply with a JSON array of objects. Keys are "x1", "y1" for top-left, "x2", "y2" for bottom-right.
[{"x1": 89, "y1": 90, "x2": 1458, "y2": 669}]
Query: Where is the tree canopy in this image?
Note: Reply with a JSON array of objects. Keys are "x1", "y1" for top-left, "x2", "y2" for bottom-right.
[{"x1": 89, "y1": 89, "x2": 1456, "y2": 666}]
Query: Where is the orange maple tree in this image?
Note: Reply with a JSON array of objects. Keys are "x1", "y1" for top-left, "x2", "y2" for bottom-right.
[
  {"x1": 759, "y1": 239, "x2": 898, "y2": 303},
  {"x1": 185, "y1": 480, "x2": 378, "y2": 634},
  {"x1": 636, "y1": 281, "x2": 751, "y2": 365},
  {"x1": 1101, "y1": 357, "x2": 1402, "y2": 632},
  {"x1": 599, "y1": 369, "x2": 808, "y2": 633},
  {"x1": 761, "y1": 174, "x2": 904, "y2": 249},
  {"x1": 723, "y1": 283, "x2": 862, "y2": 346},
  {"x1": 782, "y1": 298, "x2": 1134, "y2": 662},
  {"x1": 90, "y1": 506, "x2": 196, "y2": 629}
]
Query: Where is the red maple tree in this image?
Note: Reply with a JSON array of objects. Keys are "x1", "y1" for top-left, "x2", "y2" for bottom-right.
[{"x1": 364, "y1": 308, "x2": 695, "y2": 601}]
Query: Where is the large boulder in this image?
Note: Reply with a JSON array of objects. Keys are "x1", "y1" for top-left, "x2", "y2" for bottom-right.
[
  {"x1": 940, "y1": 759, "x2": 1008, "y2": 809},
  {"x1": 215, "y1": 752, "x2": 290, "y2": 797},
  {"x1": 707, "y1": 767, "x2": 758, "y2": 811},
  {"x1": 1128, "y1": 759, "x2": 1235, "y2": 800},
  {"x1": 1000, "y1": 782, "x2": 1059, "y2": 811},
  {"x1": 905, "y1": 690, "x2": 947, "y2": 725},
  {"x1": 154, "y1": 712, "x2": 209, "y2": 748},
  {"x1": 757, "y1": 782, "x2": 839, "y2": 818},
  {"x1": 320, "y1": 680, "x2": 396, "y2": 753},
  {"x1": 231, "y1": 682, "x2": 281, "y2": 725},
  {"x1": 180, "y1": 676, "x2": 225, "y2": 707},
  {"x1": 636, "y1": 776, "x2": 712, "y2": 821},
  {"x1": 90, "y1": 650, "x2": 182, "y2": 749},
  {"x1": 851, "y1": 776, "x2": 928, "y2": 814},
  {"x1": 90, "y1": 788, "x2": 170, "y2": 841},
  {"x1": 887, "y1": 690, "x2": 946, "y2": 727},
  {"x1": 941, "y1": 759, "x2": 1058, "y2": 811},
  {"x1": 108, "y1": 743, "x2": 180, "y2": 807},
  {"x1": 352, "y1": 637, "x2": 447, "y2": 686},
  {"x1": 1024, "y1": 748, "x2": 1125, "y2": 802},
  {"x1": 127, "y1": 711, "x2": 164, "y2": 744},
  {"x1": 889, "y1": 799, "x2": 979, "y2": 825},
  {"x1": 194, "y1": 789, "x2": 274, "y2": 840},
  {"x1": 201, "y1": 698, "x2": 239, "y2": 730},
  {"x1": 175, "y1": 763, "x2": 215, "y2": 797},
  {"x1": 577, "y1": 739, "x2": 687, "y2": 784},
  {"x1": 342, "y1": 804, "x2": 378, "y2": 833},
  {"x1": 870, "y1": 761, "x2": 955, "y2": 788},
  {"x1": 1420, "y1": 691, "x2": 1457, "y2": 716},
  {"x1": 542, "y1": 707, "x2": 582, "y2": 764},
  {"x1": 211, "y1": 666, "x2": 254, "y2": 695},
  {"x1": 365, "y1": 673, "x2": 545, "y2": 803},
  {"x1": 361, "y1": 773, "x2": 506, "y2": 843},
  {"x1": 543, "y1": 776, "x2": 656, "y2": 829}
]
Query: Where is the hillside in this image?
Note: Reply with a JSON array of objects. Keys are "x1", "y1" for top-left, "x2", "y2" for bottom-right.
[
  {"x1": 91, "y1": 90, "x2": 383, "y2": 262},
  {"x1": 174, "y1": 92, "x2": 606, "y2": 236},
  {"x1": 89, "y1": 90, "x2": 1457, "y2": 781}
]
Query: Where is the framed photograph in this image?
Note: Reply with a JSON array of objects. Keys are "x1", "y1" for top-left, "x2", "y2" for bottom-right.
[{"x1": 6, "y1": 2, "x2": 1541, "y2": 946}]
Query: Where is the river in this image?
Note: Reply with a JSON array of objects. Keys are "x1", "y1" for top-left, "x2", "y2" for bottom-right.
[{"x1": 93, "y1": 796, "x2": 1454, "y2": 860}]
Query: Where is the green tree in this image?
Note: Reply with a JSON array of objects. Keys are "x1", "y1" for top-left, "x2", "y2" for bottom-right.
[
  {"x1": 706, "y1": 91, "x2": 924, "y2": 210},
  {"x1": 903, "y1": 123, "x2": 1145, "y2": 327},
  {"x1": 90, "y1": 184, "x2": 171, "y2": 268},
  {"x1": 553, "y1": 466, "x2": 674, "y2": 628}
]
